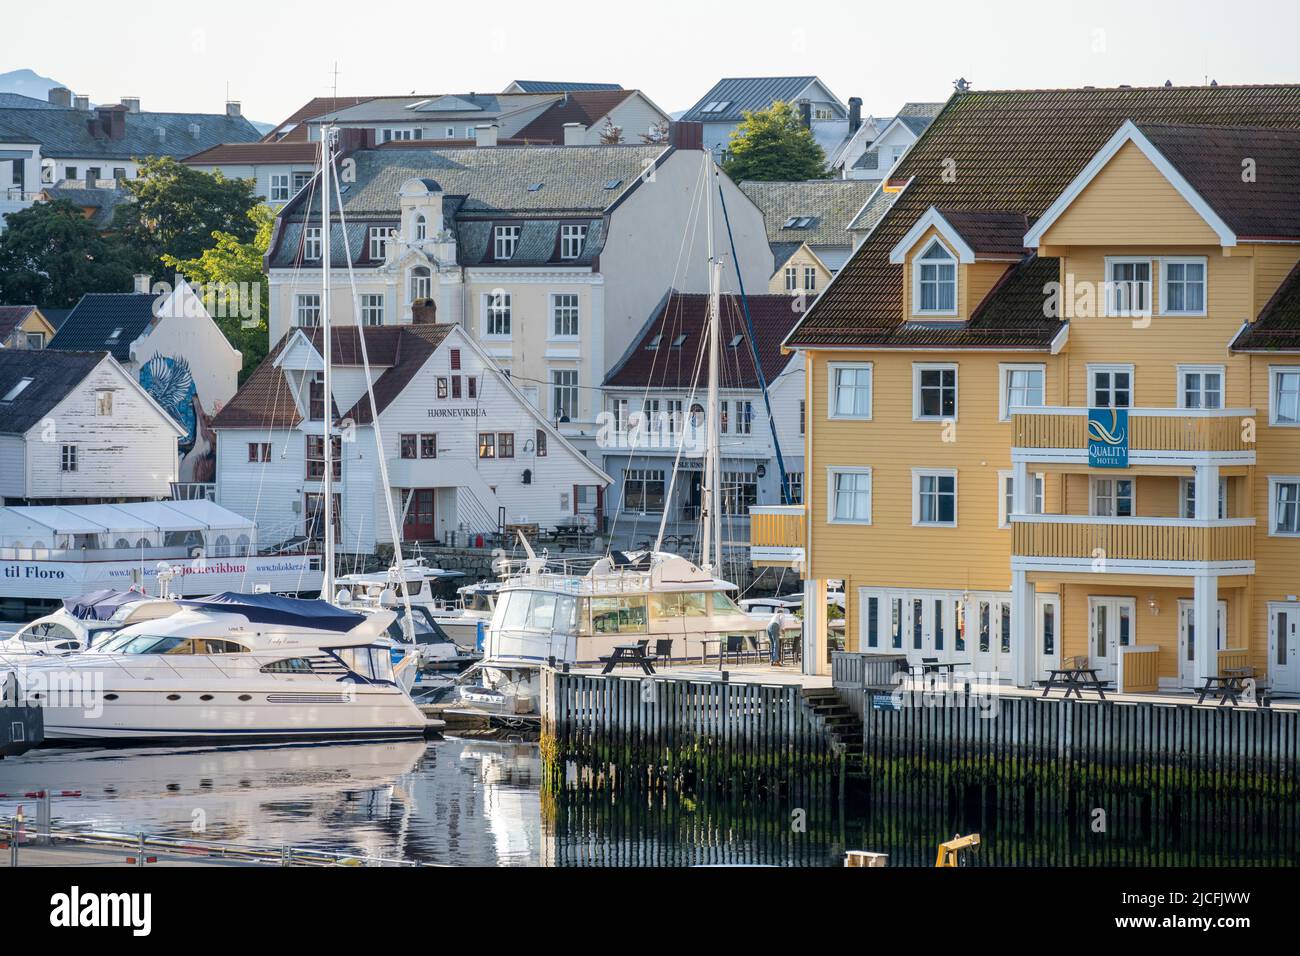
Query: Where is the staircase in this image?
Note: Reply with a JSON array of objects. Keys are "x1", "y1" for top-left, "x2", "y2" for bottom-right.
[{"x1": 802, "y1": 687, "x2": 865, "y2": 772}]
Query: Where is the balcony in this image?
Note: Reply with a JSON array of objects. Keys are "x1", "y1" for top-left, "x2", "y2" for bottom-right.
[
  {"x1": 1011, "y1": 514, "x2": 1255, "y2": 575},
  {"x1": 749, "y1": 505, "x2": 805, "y2": 568},
  {"x1": 1012, "y1": 407, "x2": 1255, "y2": 465}
]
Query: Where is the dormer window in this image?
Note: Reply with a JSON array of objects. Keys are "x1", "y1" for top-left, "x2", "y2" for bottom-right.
[
  {"x1": 914, "y1": 239, "x2": 956, "y2": 315},
  {"x1": 560, "y1": 224, "x2": 587, "y2": 260},
  {"x1": 494, "y1": 225, "x2": 521, "y2": 260},
  {"x1": 414, "y1": 215, "x2": 427, "y2": 241},
  {"x1": 303, "y1": 227, "x2": 322, "y2": 261}
]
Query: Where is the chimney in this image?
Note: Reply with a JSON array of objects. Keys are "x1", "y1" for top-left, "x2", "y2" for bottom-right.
[
  {"x1": 848, "y1": 97, "x2": 862, "y2": 134},
  {"x1": 226, "y1": 100, "x2": 241, "y2": 118},
  {"x1": 797, "y1": 99, "x2": 812, "y2": 128},
  {"x1": 48, "y1": 87, "x2": 72, "y2": 108},
  {"x1": 411, "y1": 300, "x2": 437, "y2": 324},
  {"x1": 668, "y1": 121, "x2": 704, "y2": 151},
  {"x1": 73, "y1": 94, "x2": 90, "y2": 111},
  {"x1": 336, "y1": 127, "x2": 375, "y2": 153},
  {"x1": 133, "y1": 274, "x2": 151, "y2": 294},
  {"x1": 95, "y1": 105, "x2": 126, "y2": 140},
  {"x1": 562, "y1": 122, "x2": 586, "y2": 146},
  {"x1": 475, "y1": 123, "x2": 499, "y2": 147},
  {"x1": 120, "y1": 97, "x2": 140, "y2": 113}
]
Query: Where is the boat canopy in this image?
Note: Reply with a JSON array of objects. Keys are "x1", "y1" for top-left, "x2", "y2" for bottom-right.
[
  {"x1": 61, "y1": 589, "x2": 148, "y2": 621},
  {"x1": 178, "y1": 592, "x2": 366, "y2": 633}
]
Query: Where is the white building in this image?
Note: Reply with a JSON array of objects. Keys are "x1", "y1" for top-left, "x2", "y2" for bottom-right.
[
  {"x1": 845, "y1": 103, "x2": 944, "y2": 182},
  {"x1": 0, "y1": 349, "x2": 185, "y2": 506},
  {"x1": 212, "y1": 321, "x2": 611, "y2": 553},
  {"x1": 184, "y1": 140, "x2": 319, "y2": 207},
  {"x1": 263, "y1": 126, "x2": 772, "y2": 457},
  {"x1": 599, "y1": 292, "x2": 805, "y2": 544}
]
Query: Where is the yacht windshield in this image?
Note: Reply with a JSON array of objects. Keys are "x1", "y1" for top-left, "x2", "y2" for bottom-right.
[
  {"x1": 19, "y1": 622, "x2": 77, "y2": 643},
  {"x1": 495, "y1": 590, "x2": 578, "y2": 633}
]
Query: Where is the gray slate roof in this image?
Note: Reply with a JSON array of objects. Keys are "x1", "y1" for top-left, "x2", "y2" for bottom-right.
[
  {"x1": 315, "y1": 93, "x2": 557, "y2": 124},
  {"x1": 48, "y1": 293, "x2": 157, "y2": 361},
  {"x1": 509, "y1": 81, "x2": 622, "y2": 93},
  {"x1": 42, "y1": 180, "x2": 131, "y2": 228},
  {"x1": 739, "y1": 179, "x2": 878, "y2": 249},
  {"x1": 0, "y1": 92, "x2": 56, "y2": 110},
  {"x1": 0, "y1": 104, "x2": 261, "y2": 159},
  {"x1": 0, "y1": 349, "x2": 105, "y2": 435},
  {"x1": 681, "y1": 76, "x2": 840, "y2": 124}
]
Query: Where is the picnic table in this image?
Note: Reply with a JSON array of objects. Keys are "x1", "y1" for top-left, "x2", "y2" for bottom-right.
[
  {"x1": 1197, "y1": 668, "x2": 1258, "y2": 706},
  {"x1": 1041, "y1": 666, "x2": 1108, "y2": 699},
  {"x1": 908, "y1": 659, "x2": 971, "y2": 678},
  {"x1": 599, "y1": 642, "x2": 656, "y2": 675}
]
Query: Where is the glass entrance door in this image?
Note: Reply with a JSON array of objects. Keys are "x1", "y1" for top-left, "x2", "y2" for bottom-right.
[{"x1": 1089, "y1": 597, "x2": 1135, "y2": 683}]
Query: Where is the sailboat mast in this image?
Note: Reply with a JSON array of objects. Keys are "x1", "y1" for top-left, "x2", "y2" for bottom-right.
[
  {"x1": 702, "y1": 153, "x2": 723, "y2": 573},
  {"x1": 321, "y1": 128, "x2": 335, "y2": 600}
]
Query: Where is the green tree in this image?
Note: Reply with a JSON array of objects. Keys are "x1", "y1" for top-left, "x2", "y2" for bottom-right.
[
  {"x1": 113, "y1": 156, "x2": 260, "y2": 273},
  {"x1": 163, "y1": 204, "x2": 274, "y2": 381},
  {"x1": 0, "y1": 200, "x2": 134, "y2": 307},
  {"x1": 721, "y1": 101, "x2": 830, "y2": 182}
]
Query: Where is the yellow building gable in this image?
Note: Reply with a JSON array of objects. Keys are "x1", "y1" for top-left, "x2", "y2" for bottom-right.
[{"x1": 768, "y1": 243, "x2": 833, "y2": 296}]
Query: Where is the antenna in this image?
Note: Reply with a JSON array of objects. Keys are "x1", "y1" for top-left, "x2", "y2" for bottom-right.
[{"x1": 331, "y1": 62, "x2": 341, "y2": 99}]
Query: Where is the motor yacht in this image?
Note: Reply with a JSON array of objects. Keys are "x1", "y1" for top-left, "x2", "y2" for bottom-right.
[{"x1": 0, "y1": 590, "x2": 181, "y2": 663}]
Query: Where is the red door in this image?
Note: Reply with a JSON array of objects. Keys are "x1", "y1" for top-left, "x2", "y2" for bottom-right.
[{"x1": 403, "y1": 489, "x2": 437, "y2": 540}]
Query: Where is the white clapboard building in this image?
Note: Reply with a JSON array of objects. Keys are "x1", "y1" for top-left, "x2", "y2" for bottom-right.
[{"x1": 212, "y1": 317, "x2": 611, "y2": 553}]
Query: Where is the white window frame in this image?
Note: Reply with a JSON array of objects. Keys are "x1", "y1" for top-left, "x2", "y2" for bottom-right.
[
  {"x1": 95, "y1": 389, "x2": 113, "y2": 417},
  {"x1": 911, "y1": 237, "x2": 958, "y2": 317},
  {"x1": 360, "y1": 293, "x2": 385, "y2": 327},
  {"x1": 1268, "y1": 476, "x2": 1300, "y2": 536},
  {"x1": 1103, "y1": 256, "x2": 1153, "y2": 318},
  {"x1": 414, "y1": 215, "x2": 427, "y2": 241},
  {"x1": 827, "y1": 362, "x2": 873, "y2": 420},
  {"x1": 998, "y1": 470, "x2": 1044, "y2": 528},
  {"x1": 560, "y1": 224, "x2": 587, "y2": 260},
  {"x1": 1088, "y1": 363, "x2": 1135, "y2": 409},
  {"x1": 550, "y1": 368, "x2": 579, "y2": 422},
  {"x1": 409, "y1": 267, "x2": 432, "y2": 303},
  {"x1": 550, "y1": 293, "x2": 580, "y2": 339},
  {"x1": 368, "y1": 226, "x2": 390, "y2": 260},
  {"x1": 912, "y1": 363, "x2": 958, "y2": 421},
  {"x1": 60, "y1": 443, "x2": 77, "y2": 473},
  {"x1": 1180, "y1": 476, "x2": 1228, "y2": 519},
  {"x1": 999, "y1": 363, "x2": 1046, "y2": 422},
  {"x1": 269, "y1": 173, "x2": 291, "y2": 202},
  {"x1": 1269, "y1": 366, "x2": 1300, "y2": 426},
  {"x1": 295, "y1": 293, "x2": 321, "y2": 327},
  {"x1": 912, "y1": 468, "x2": 958, "y2": 527},
  {"x1": 302, "y1": 227, "x2": 322, "y2": 261},
  {"x1": 784, "y1": 265, "x2": 798, "y2": 293},
  {"x1": 483, "y1": 291, "x2": 512, "y2": 338},
  {"x1": 803, "y1": 265, "x2": 817, "y2": 292},
  {"x1": 827, "y1": 466, "x2": 873, "y2": 525},
  {"x1": 1159, "y1": 256, "x2": 1208, "y2": 316},
  {"x1": 1090, "y1": 476, "x2": 1136, "y2": 518},
  {"x1": 493, "y1": 225, "x2": 521, "y2": 260},
  {"x1": 1177, "y1": 364, "x2": 1225, "y2": 410}
]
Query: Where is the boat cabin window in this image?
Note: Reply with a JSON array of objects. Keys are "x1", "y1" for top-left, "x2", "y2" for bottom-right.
[
  {"x1": 260, "y1": 658, "x2": 314, "y2": 673},
  {"x1": 19, "y1": 622, "x2": 77, "y2": 643},
  {"x1": 388, "y1": 607, "x2": 452, "y2": 645},
  {"x1": 710, "y1": 592, "x2": 743, "y2": 615},
  {"x1": 496, "y1": 590, "x2": 578, "y2": 633},
  {"x1": 590, "y1": 595, "x2": 648, "y2": 634},
  {"x1": 99, "y1": 635, "x2": 247, "y2": 654},
  {"x1": 651, "y1": 592, "x2": 709, "y2": 619},
  {"x1": 337, "y1": 646, "x2": 395, "y2": 682}
]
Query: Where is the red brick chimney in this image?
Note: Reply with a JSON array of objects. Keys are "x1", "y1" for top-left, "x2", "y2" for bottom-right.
[
  {"x1": 669, "y1": 121, "x2": 704, "y2": 150},
  {"x1": 94, "y1": 104, "x2": 127, "y2": 140},
  {"x1": 411, "y1": 299, "x2": 437, "y2": 324}
]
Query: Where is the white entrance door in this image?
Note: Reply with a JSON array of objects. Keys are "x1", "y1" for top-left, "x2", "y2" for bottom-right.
[
  {"x1": 1089, "y1": 597, "x2": 1135, "y2": 683},
  {"x1": 971, "y1": 596, "x2": 1012, "y2": 678},
  {"x1": 1269, "y1": 604, "x2": 1300, "y2": 694},
  {"x1": 1036, "y1": 594, "x2": 1061, "y2": 681},
  {"x1": 1177, "y1": 599, "x2": 1228, "y2": 687}
]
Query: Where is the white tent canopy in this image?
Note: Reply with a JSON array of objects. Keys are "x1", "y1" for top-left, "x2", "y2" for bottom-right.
[{"x1": 0, "y1": 500, "x2": 257, "y2": 553}]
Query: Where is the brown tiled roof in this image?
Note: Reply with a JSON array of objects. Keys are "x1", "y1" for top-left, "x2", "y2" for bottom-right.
[
  {"x1": 212, "y1": 324, "x2": 455, "y2": 429},
  {"x1": 604, "y1": 292, "x2": 802, "y2": 389},
  {"x1": 787, "y1": 84, "x2": 1300, "y2": 350},
  {"x1": 184, "y1": 140, "x2": 321, "y2": 164},
  {"x1": 1137, "y1": 122, "x2": 1300, "y2": 240},
  {"x1": 937, "y1": 208, "x2": 1032, "y2": 258},
  {"x1": 512, "y1": 90, "x2": 637, "y2": 143},
  {"x1": 1233, "y1": 259, "x2": 1300, "y2": 351},
  {"x1": 262, "y1": 96, "x2": 377, "y2": 142},
  {"x1": 0, "y1": 305, "x2": 36, "y2": 339}
]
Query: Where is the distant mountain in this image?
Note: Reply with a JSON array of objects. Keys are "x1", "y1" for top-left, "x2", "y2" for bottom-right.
[{"x1": 0, "y1": 68, "x2": 65, "y2": 101}]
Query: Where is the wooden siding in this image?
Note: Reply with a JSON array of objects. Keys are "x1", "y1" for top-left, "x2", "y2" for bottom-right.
[
  {"x1": 1014, "y1": 410, "x2": 1254, "y2": 452},
  {"x1": 1013, "y1": 519, "x2": 1253, "y2": 563},
  {"x1": 750, "y1": 506, "x2": 805, "y2": 549}
]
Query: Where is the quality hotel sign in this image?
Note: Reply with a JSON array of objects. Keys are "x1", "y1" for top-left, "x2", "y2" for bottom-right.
[{"x1": 1087, "y1": 407, "x2": 1129, "y2": 468}]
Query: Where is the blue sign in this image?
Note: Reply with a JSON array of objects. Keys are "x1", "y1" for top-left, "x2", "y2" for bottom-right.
[{"x1": 1087, "y1": 407, "x2": 1129, "y2": 468}]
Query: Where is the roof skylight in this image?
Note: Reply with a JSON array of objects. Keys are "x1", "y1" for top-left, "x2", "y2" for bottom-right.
[{"x1": 1, "y1": 377, "x2": 33, "y2": 402}]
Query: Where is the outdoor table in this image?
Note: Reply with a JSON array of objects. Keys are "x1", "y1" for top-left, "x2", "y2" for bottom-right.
[
  {"x1": 1197, "y1": 674, "x2": 1249, "y2": 706},
  {"x1": 600, "y1": 643, "x2": 655, "y2": 675},
  {"x1": 777, "y1": 634, "x2": 801, "y2": 666},
  {"x1": 1040, "y1": 666, "x2": 1107, "y2": 700}
]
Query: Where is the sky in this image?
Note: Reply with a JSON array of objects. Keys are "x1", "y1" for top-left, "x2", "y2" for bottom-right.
[{"x1": 4, "y1": 0, "x2": 1299, "y2": 125}]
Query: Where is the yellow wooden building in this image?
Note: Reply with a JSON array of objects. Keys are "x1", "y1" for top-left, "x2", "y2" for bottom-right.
[{"x1": 753, "y1": 85, "x2": 1300, "y2": 695}]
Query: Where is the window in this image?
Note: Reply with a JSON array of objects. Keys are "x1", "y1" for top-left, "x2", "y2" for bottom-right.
[
  {"x1": 368, "y1": 226, "x2": 390, "y2": 260},
  {"x1": 65, "y1": 166, "x2": 77, "y2": 180},
  {"x1": 1180, "y1": 477, "x2": 1227, "y2": 519},
  {"x1": 25, "y1": 333, "x2": 44, "y2": 349},
  {"x1": 1000, "y1": 364, "x2": 1045, "y2": 421},
  {"x1": 414, "y1": 215, "x2": 427, "y2": 241},
  {"x1": 1161, "y1": 257, "x2": 1206, "y2": 314},
  {"x1": 478, "y1": 433, "x2": 497, "y2": 459},
  {"x1": 536, "y1": 429, "x2": 547, "y2": 457},
  {"x1": 1270, "y1": 477, "x2": 1300, "y2": 535},
  {"x1": 560, "y1": 224, "x2": 587, "y2": 259},
  {"x1": 1, "y1": 377, "x2": 31, "y2": 402},
  {"x1": 799, "y1": 400, "x2": 805, "y2": 435},
  {"x1": 1270, "y1": 367, "x2": 1300, "y2": 425},
  {"x1": 829, "y1": 468, "x2": 872, "y2": 523},
  {"x1": 269, "y1": 173, "x2": 290, "y2": 202},
  {"x1": 296, "y1": 293, "x2": 321, "y2": 327},
  {"x1": 914, "y1": 364, "x2": 957, "y2": 420},
  {"x1": 409, "y1": 266, "x2": 432, "y2": 303},
  {"x1": 1090, "y1": 365, "x2": 1133, "y2": 408},
  {"x1": 484, "y1": 292, "x2": 511, "y2": 337},
  {"x1": 467, "y1": 376, "x2": 477, "y2": 399},
  {"x1": 493, "y1": 225, "x2": 521, "y2": 260},
  {"x1": 735, "y1": 400, "x2": 753, "y2": 435},
  {"x1": 785, "y1": 265, "x2": 798, "y2": 293},
  {"x1": 308, "y1": 377, "x2": 325, "y2": 421},
  {"x1": 1106, "y1": 258, "x2": 1151, "y2": 316},
  {"x1": 247, "y1": 442, "x2": 271, "y2": 463},
  {"x1": 95, "y1": 389, "x2": 113, "y2": 416},
  {"x1": 551, "y1": 369, "x2": 578, "y2": 421},
  {"x1": 803, "y1": 266, "x2": 817, "y2": 292},
  {"x1": 420, "y1": 434, "x2": 437, "y2": 459},
  {"x1": 723, "y1": 470, "x2": 758, "y2": 513},
  {"x1": 913, "y1": 239, "x2": 956, "y2": 314},
  {"x1": 449, "y1": 348, "x2": 461, "y2": 371},
  {"x1": 303, "y1": 227, "x2": 322, "y2": 260},
  {"x1": 293, "y1": 172, "x2": 312, "y2": 192},
  {"x1": 914, "y1": 470, "x2": 957, "y2": 525},
  {"x1": 400, "y1": 434, "x2": 417, "y2": 459},
  {"x1": 999, "y1": 472, "x2": 1044, "y2": 527},
  {"x1": 787, "y1": 471, "x2": 804, "y2": 504},
  {"x1": 1091, "y1": 478, "x2": 1134, "y2": 517},
  {"x1": 360, "y1": 294, "x2": 384, "y2": 326},
  {"x1": 305, "y1": 435, "x2": 341, "y2": 480},
  {"x1": 436, "y1": 377, "x2": 448, "y2": 399},
  {"x1": 623, "y1": 468, "x2": 666, "y2": 513},
  {"x1": 60, "y1": 444, "x2": 77, "y2": 472},
  {"x1": 1179, "y1": 365, "x2": 1223, "y2": 410},
  {"x1": 829, "y1": 363, "x2": 872, "y2": 419},
  {"x1": 720, "y1": 401, "x2": 728, "y2": 433},
  {"x1": 451, "y1": 376, "x2": 462, "y2": 399},
  {"x1": 552, "y1": 294, "x2": 579, "y2": 337}
]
